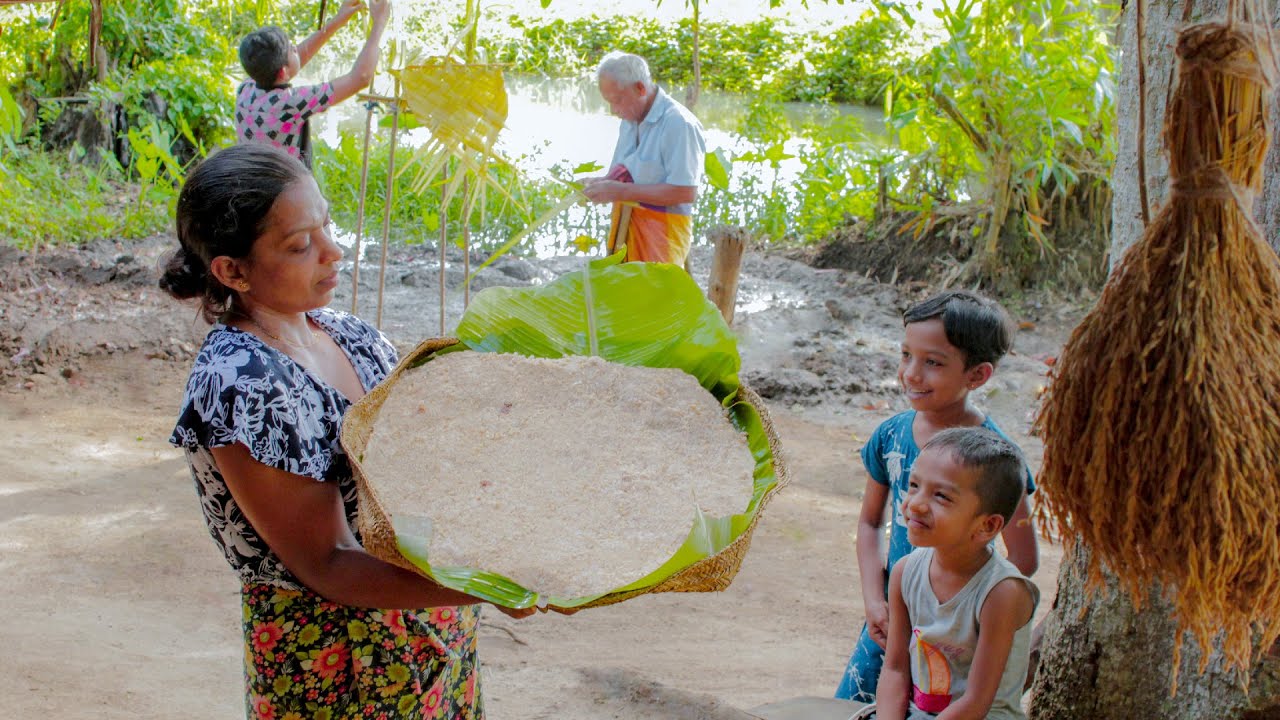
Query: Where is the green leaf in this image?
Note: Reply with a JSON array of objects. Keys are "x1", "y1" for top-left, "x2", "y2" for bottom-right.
[
  {"x1": 421, "y1": 209, "x2": 440, "y2": 233},
  {"x1": 0, "y1": 85, "x2": 23, "y2": 152},
  {"x1": 887, "y1": 107, "x2": 918, "y2": 130},
  {"x1": 385, "y1": 264, "x2": 779, "y2": 608},
  {"x1": 704, "y1": 147, "x2": 731, "y2": 190},
  {"x1": 572, "y1": 160, "x2": 604, "y2": 175},
  {"x1": 388, "y1": 112, "x2": 422, "y2": 130},
  {"x1": 458, "y1": 262, "x2": 740, "y2": 395},
  {"x1": 1058, "y1": 118, "x2": 1083, "y2": 145},
  {"x1": 762, "y1": 142, "x2": 795, "y2": 166}
]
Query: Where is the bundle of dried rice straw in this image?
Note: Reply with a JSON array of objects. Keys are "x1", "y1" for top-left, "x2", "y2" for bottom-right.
[{"x1": 1034, "y1": 2, "x2": 1280, "y2": 675}]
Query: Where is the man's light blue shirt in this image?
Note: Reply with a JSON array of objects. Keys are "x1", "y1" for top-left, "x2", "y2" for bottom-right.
[{"x1": 609, "y1": 88, "x2": 706, "y2": 215}]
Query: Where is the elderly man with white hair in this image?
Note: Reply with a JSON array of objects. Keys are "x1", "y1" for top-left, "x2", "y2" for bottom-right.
[{"x1": 582, "y1": 51, "x2": 707, "y2": 266}]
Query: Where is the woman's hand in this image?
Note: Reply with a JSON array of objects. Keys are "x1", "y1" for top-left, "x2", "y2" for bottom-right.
[
  {"x1": 368, "y1": 0, "x2": 391, "y2": 25},
  {"x1": 334, "y1": 0, "x2": 366, "y2": 22}
]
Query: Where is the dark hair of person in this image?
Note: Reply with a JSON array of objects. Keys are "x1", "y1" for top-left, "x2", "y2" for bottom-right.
[
  {"x1": 902, "y1": 290, "x2": 1013, "y2": 368},
  {"x1": 922, "y1": 427, "x2": 1026, "y2": 524},
  {"x1": 239, "y1": 26, "x2": 291, "y2": 88},
  {"x1": 158, "y1": 144, "x2": 309, "y2": 323}
]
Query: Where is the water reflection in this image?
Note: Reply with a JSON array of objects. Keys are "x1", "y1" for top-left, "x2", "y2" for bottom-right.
[
  {"x1": 313, "y1": 73, "x2": 886, "y2": 181},
  {"x1": 309, "y1": 73, "x2": 888, "y2": 256}
]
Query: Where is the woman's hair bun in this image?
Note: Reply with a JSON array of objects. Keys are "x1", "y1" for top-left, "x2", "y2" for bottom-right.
[{"x1": 157, "y1": 245, "x2": 207, "y2": 300}]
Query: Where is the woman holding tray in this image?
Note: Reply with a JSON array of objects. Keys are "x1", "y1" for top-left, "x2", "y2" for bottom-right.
[{"x1": 161, "y1": 143, "x2": 531, "y2": 719}]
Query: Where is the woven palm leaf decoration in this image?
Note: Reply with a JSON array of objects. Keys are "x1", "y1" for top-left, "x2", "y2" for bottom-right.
[
  {"x1": 1033, "y1": 1, "x2": 1280, "y2": 675},
  {"x1": 398, "y1": 58, "x2": 506, "y2": 158},
  {"x1": 392, "y1": 59, "x2": 586, "y2": 268},
  {"x1": 394, "y1": 59, "x2": 512, "y2": 199}
]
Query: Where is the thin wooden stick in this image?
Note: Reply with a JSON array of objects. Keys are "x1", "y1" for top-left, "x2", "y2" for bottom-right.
[
  {"x1": 376, "y1": 100, "x2": 400, "y2": 330},
  {"x1": 462, "y1": 178, "x2": 472, "y2": 308},
  {"x1": 350, "y1": 99, "x2": 378, "y2": 316},
  {"x1": 439, "y1": 162, "x2": 449, "y2": 336}
]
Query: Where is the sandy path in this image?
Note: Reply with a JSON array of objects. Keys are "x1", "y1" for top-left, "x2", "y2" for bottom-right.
[{"x1": 0, "y1": 350, "x2": 1061, "y2": 719}]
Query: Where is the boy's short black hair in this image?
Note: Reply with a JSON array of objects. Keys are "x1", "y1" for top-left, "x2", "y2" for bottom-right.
[
  {"x1": 902, "y1": 290, "x2": 1013, "y2": 368},
  {"x1": 240, "y1": 26, "x2": 291, "y2": 88},
  {"x1": 923, "y1": 427, "x2": 1025, "y2": 524}
]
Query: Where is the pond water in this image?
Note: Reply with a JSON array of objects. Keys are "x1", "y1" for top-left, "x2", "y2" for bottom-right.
[
  {"x1": 313, "y1": 74, "x2": 886, "y2": 181},
  {"x1": 306, "y1": 66, "x2": 887, "y2": 255}
]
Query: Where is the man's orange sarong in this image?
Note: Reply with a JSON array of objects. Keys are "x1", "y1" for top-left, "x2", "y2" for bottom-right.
[{"x1": 606, "y1": 202, "x2": 693, "y2": 265}]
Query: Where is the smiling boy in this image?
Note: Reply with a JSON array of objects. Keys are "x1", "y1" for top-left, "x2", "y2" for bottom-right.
[
  {"x1": 836, "y1": 291, "x2": 1039, "y2": 702},
  {"x1": 875, "y1": 428, "x2": 1039, "y2": 720}
]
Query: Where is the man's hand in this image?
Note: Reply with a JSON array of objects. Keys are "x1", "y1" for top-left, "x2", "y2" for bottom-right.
[
  {"x1": 865, "y1": 599, "x2": 890, "y2": 649},
  {"x1": 581, "y1": 177, "x2": 627, "y2": 204},
  {"x1": 334, "y1": 0, "x2": 366, "y2": 21}
]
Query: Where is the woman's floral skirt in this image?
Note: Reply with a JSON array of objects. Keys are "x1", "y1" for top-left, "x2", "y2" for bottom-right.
[{"x1": 240, "y1": 583, "x2": 484, "y2": 720}]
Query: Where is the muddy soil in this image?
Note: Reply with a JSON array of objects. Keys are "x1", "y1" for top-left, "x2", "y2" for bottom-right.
[{"x1": 0, "y1": 236, "x2": 1086, "y2": 718}]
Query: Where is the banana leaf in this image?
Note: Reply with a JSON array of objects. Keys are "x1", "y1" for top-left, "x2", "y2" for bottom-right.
[{"x1": 390, "y1": 261, "x2": 780, "y2": 608}]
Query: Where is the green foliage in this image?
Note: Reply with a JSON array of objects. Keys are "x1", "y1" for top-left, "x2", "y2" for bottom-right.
[
  {"x1": 479, "y1": 14, "x2": 905, "y2": 105},
  {"x1": 0, "y1": 148, "x2": 169, "y2": 248},
  {"x1": 124, "y1": 121, "x2": 185, "y2": 218},
  {"x1": 791, "y1": 117, "x2": 896, "y2": 240},
  {"x1": 881, "y1": 0, "x2": 1117, "y2": 272},
  {"x1": 775, "y1": 14, "x2": 908, "y2": 104},
  {"x1": 93, "y1": 56, "x2": 236, "y2": 152},
  {"x1": 0, "y1": 0, "x2": 304, "y2": 151},
  {"x1": 312, "y1": 134, "x2": 565, "y2": 254},
  {"x1": 0, "y1": 0, "x2": 1116, "y2": 280},
  {"x1": 0, "y1": 84, "x2": 22, "y2": 157}
]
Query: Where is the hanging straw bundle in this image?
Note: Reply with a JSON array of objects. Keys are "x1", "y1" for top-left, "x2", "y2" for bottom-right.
[{"x1": 1034, "y1": 3, "x2": 1280, "y2": 675}]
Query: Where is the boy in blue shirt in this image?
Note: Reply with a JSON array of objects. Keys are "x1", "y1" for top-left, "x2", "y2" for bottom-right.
[{"x1": 835, "y1": 291, "x2": 1039, "y2": 702}]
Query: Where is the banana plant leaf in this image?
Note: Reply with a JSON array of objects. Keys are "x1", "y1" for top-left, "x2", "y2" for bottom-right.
[{"x1": 390, "y1": 261, "x2": 780, "y2": 608}]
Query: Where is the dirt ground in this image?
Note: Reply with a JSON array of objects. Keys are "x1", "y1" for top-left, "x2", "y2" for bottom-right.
[{"x1": 0, "y1": 237, "x2": 1081, "y2": 718}]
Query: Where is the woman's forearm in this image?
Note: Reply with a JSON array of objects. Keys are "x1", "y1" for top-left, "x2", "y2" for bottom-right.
[{"x1": 298, "y1": 544, "x2": 483, "y2": 609}]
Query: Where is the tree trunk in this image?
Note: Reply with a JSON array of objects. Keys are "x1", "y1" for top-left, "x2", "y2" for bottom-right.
[
  {"x1": 1030, "y1": 1, "x2": 1280, "y2": 716},
  {"x1": 1030, "y1": 548, "x2": 1280, "y2": 718}
]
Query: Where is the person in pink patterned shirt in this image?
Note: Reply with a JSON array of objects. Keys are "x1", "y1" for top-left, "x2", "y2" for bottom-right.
[{"x1": 235, "y1": 0, "x2": 391, "y2": 168}]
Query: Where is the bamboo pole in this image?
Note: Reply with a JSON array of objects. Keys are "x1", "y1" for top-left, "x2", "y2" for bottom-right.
[
  {"x1": 375, "y1": 98, "x2": 400, "y2": 330},
  {"x1": 462, "y1": 179, "x2": 472, "y2": 308},
  {"x1": 350, "y1": 99, "x2": 378, "y2": 316},
  {"x1": 439, "y1": 162, "x2": 450, "y2": 336},
  {"x1": 462, "y1": 0, "x2": 479, "y2": 309},
  {"x1": 706, "y1": 226, "x2": 745, "y2": 325}
]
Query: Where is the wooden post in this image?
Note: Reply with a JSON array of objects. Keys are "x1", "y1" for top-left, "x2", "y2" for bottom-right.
[{"x1": 706, "y1": 225, "x2": 746, "y2": 326}]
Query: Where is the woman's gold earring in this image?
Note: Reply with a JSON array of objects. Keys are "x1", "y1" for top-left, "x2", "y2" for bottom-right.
[{"x1": 240, "y1": 283, "x2": 250, "y2": 292}]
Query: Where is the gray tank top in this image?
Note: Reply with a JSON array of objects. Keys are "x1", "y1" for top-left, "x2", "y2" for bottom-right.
[{"x1": 899, "y1": 547, "x2": 1039, "y2": 719}]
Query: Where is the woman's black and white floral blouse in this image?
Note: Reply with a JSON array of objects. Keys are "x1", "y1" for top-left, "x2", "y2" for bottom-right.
[{"x1": 169, "y1": 308, "x2": 398, "y2": 589}]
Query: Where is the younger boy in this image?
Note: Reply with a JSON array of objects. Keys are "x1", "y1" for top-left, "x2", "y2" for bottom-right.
[
  {"x1": 235, "y1": 0, "x2": 391, "y2": 168},
  {"x1": 836, "y1": 291, "x2": 1038, "y2": 702},
  {"x1": 876, "y1": 427, "x2": 1039, "y2": 719}
]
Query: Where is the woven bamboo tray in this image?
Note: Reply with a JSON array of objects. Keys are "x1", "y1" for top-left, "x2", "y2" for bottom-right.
[{"x1": 341, "y1": 337, "x2": 790, "y2": 609}]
